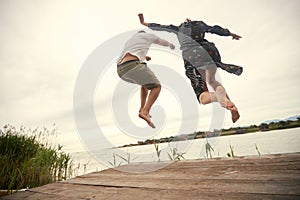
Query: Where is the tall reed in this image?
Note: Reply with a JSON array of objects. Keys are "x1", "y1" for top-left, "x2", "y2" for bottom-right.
[
  {"x1": 167, "y1": 143, "x2": 185, "y2": 161},
  {"x1": 0, "y1": 125, "x2": 73, "y2": 192}
]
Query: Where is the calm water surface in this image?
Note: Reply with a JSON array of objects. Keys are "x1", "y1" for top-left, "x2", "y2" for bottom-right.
[{"x1": 71, "y1": 127, "x2": 300, "y2": 174}]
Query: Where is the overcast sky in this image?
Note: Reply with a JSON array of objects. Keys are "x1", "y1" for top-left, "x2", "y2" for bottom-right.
[{"x1": 1, "y1": 0, "x2": 300, "y2": 151}]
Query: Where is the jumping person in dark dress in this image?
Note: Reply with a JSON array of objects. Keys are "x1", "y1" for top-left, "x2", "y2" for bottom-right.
[{"x1": 138, "y1": 13, "x2": 241, "y2": 123}]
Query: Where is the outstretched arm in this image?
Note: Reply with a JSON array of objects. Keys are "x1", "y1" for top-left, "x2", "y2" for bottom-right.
[
  {"x1": 138, "y1": 13, "x2": 179, "y2": 33},
  {"x1": 206, "y1": 24, "x2": 242, "y2": 40},
  {"x1": 154, "y1": 38, "x2": 175, "y2": 49},
  {"x1": 145, "y1": 38, "x2": 175, "y2": 62}
]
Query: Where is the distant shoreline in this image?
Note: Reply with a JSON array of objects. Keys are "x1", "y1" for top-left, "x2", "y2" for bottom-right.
[{"x1": 117, "y1": 116, "x2": 300, "y2": 148}]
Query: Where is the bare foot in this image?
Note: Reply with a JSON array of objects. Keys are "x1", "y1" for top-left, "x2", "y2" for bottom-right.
[
  {"x1": 226, "y1": 100, "x2": 239, "y2": 122},
  {"x1": 139, "y1": 108, "x2": 151, "y2": 118},
  {"x1": 231, "y1": 110, "x2": 240, "y2": 123},
  {"x1": 215, "y1": 87, "x2": 240, "y2": 122},
  {"x1": 138, "y1": 112, "x2": 155, "y2": 128},
  {"x1": 226, "y1": 101, "x2": 239, "y2": 111}
]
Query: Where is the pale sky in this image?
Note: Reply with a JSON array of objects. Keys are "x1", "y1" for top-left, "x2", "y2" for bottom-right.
[{"x1": 1, "y1": 0, "x2": 300, "y2": 152}]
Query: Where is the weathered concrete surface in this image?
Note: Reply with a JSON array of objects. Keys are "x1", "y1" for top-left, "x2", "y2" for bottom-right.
[{"x1": 2, "y1": 153, "x2": 300, "y2": 200}]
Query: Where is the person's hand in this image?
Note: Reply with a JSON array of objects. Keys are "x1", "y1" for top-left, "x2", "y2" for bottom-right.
[
  {"x1": 169, "y1": 43, "x2": 175, "y2": 50},
  {"x1": 145, "y1": 56, "x2": 151, "y2": 61},
  {"x1": 138, "y1": 13, "x2": 148, "y2": 26},
  {"x1": 138, "y1": 13, "x2": 145, "y2": 24},
  {"x1": 231, "y1": 33, "x2": 242, "y2": 40}
]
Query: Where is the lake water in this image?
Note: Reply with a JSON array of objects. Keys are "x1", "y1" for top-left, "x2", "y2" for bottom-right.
[{"x1": 71, "y1": 127, "x2": 300, "y2": 175}]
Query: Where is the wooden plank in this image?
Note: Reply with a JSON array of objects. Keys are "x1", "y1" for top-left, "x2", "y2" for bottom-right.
[
  {"x1": 2, "y1": 153, "x2": 300, "y2": 200},
  {"x1": 0, "y1": 182, "x2": 294, "y2": 200},
  {"x1": 1, "y1": 182, "x2": 297, "y2": 200}
]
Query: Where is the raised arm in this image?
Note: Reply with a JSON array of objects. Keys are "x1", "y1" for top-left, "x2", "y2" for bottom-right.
[
  {"x1": 138, "y1": 13, "x2": 148, "y2": 26},
  {"x1": 138, "y1": 13, "x2": 179, "y2": 34}
]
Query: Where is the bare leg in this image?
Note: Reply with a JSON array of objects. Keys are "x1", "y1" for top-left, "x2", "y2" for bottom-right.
[
  {"x1": 139, "y1": 87, "x2": 148, "y2": 113},
  {"x1": 139, "y1": 85, "x2": 161, "y2": 128},
  {"x1": 199, "y1": 91, "x2": 217, "y2": 105},
  {"x1": 205, "y1": 68, "x2": 240, "y2": 123},
  {"x1": 215, "y1": 86, "x2": 240, "y2": 123},
  {"x1": 198, "y1": 86, "x2": 232, "y2": 108},
  {"x1": 196, "y1": 69, "x2": 218, "y2": 105},
  {"x1": 206, "y1": 67, "x2": 230, "y2": 99}
]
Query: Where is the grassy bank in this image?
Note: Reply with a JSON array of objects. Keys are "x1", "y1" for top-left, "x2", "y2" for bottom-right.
[{"x1": 0, "y1": 125, "x2": 73, "y2": 195}]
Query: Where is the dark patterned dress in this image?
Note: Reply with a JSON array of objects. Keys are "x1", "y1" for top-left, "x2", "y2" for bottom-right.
[{"x1": 148, "y1": 21, "x2": 243, "y2": 100}]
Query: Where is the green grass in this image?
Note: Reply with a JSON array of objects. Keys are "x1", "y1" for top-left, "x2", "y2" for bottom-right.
[
  {"x1": 0, "y1": 125, "x2": 73, "y2": 193},
  {"x1": 226, "y1": 145, "x2": 236, "y2": 158},
  {"x1": 205, "y1": 140, "x2": 214, "y2": 159},
  {"x1": 255, "y1": 143, "x2": 261, "y2": 156},
  {"x1": 154, "y1": 142, "x2": 162, "y2": 162},
  {"x1": 108, "y1": 153, "x2": 123, "y2": 167},
  {"x1": 167, "y1": 143, "x2": 185, "y2": 161}
]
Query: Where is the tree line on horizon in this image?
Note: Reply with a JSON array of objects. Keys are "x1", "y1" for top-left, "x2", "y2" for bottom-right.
[{"x1": 119, "y1": 115, "x2": 300, "y2": 148}]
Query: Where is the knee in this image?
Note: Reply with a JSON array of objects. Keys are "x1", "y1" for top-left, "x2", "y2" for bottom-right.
[
  {"x1": 200, "y1": 98, "x2": 209, "y2": 105},
  {"x1": 151, "y1": 84, "x2": 161, "y2": 91},
  {"x1": 199, "y1": 92, "x2": 211, "y2": 105},
  {"x1": 155, "y1": 84, "x2": 161, "y2": 90},
  {"x1": 144, "y1": 83, "x2": 161, "y2": 90}
]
